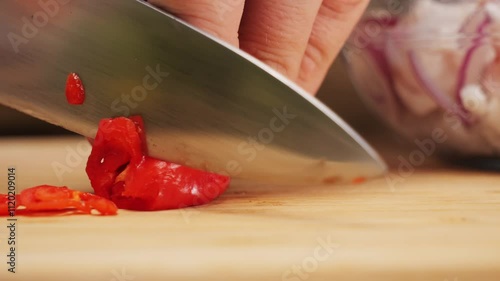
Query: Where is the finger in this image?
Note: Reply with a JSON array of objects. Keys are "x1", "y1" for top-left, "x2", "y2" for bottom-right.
[
  {"x1": 238, "y1": 0, "x2": 323, "y2": 78},
  {"x1": 147, "y1": 0, "x2": 245, "y2": 46},
  {"x1": 297, "y1": 0, "x2": 370, "y2": 94}
]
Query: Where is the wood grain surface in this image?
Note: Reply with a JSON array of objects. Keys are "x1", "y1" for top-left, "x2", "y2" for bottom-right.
[{"x1": 0, "y1": 136, "x2": 499, "y2": 281}]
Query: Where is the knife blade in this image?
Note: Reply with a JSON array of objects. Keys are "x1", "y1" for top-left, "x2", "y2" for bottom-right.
[{"x1": 0, "y1": 0, "x2": 387, "y2": 184}]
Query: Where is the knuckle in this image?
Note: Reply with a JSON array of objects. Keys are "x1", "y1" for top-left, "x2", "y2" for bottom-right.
[
  {"x1": 148, "y1": 0, "x2": 242, "y2": 22},
  {"x1": 147, "y1": 0, "x2": 243, "y2": 43},
  {"x1": 250, "y1": 44, "x2": 296, "y2": 76},
  {"x1": 302, "y1": 40, "x2": 329, "y2": 77},
  {"x1": 322, "y1": 0, "x2": 368, "y2": 19},
  {"x1": 240, "y1": 30, "x2": 298, "y2": 76}
]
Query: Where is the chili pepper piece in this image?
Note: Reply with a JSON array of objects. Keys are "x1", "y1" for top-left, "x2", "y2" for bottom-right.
[
  {"x1": 0, "y1": 185, "x2": 118, "y2": 216},
  {"x1": 65, "y1": 72, "x2": 85, "y2": 105},
  {"x1": 352, "y1": 177, "x2": 367, "y2": 184},
  {"x1": 110, "y1": 156, "x2": 231, "y2": 211},
  {"x1": 0, "y1": 195, "x2": 11, "y2": 216},
  {"x1": 86, "y1": 117, "x2": 143, "y2": 198},
  {"x1": 86, "y1": 116, "x2": 231, "y2": 211}
]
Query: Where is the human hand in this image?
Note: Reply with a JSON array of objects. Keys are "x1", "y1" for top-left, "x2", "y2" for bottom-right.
[{"x1": 147, "y1": 0, "x2": 369, "y2": 94}]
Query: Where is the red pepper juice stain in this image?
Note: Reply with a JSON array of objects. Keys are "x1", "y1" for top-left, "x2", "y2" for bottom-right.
[{"x1": 65, "y1": 73, "x2": 85, "y2": 105}]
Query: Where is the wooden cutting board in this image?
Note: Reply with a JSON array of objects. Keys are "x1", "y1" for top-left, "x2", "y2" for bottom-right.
[{"x1": 1, "y1": 136, "x2": 500, "y2": 281}]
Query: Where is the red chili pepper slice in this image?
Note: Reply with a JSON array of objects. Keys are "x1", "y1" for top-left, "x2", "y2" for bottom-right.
[
  {"x1": 0, "y1": 185, "x2": 117, "y2": 216},
  {"x1": 86, "y1": 116, "x2": 231, "y2": 211},
  {"x1": 352, "y1": 177, "x2": 367, "y2": 184},
  {"x1": 65, "y1": 73, "x2": 85, "y2": 105}
]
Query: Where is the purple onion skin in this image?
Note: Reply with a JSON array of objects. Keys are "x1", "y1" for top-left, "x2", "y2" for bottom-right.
[
  {"x1": 359, "y1": 6, "x2": 495, "y2": 127},
  {"x1": 408, "y1": 50, "x2": 470, "y2": 124},
  {"x1": 455, "y1": 10, "x2": 492, "y2": 114}
]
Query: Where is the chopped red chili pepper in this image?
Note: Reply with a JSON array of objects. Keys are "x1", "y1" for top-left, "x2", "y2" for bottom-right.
[
  {"x1": 0, "y1": 185, "x2": 117, "y2": 216},
  {"x1": 86, "y1": 116, "x2": 231, "y2": 211},
  {"x1": 0, "y1": 195, "x2": 10, "y2": 216},
  {"x1": 65, "y1": 73, "x2": 85, "y2": 105},
  {"x1": 351, "y1": 177, "x2": 367, "y2": 184}
]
